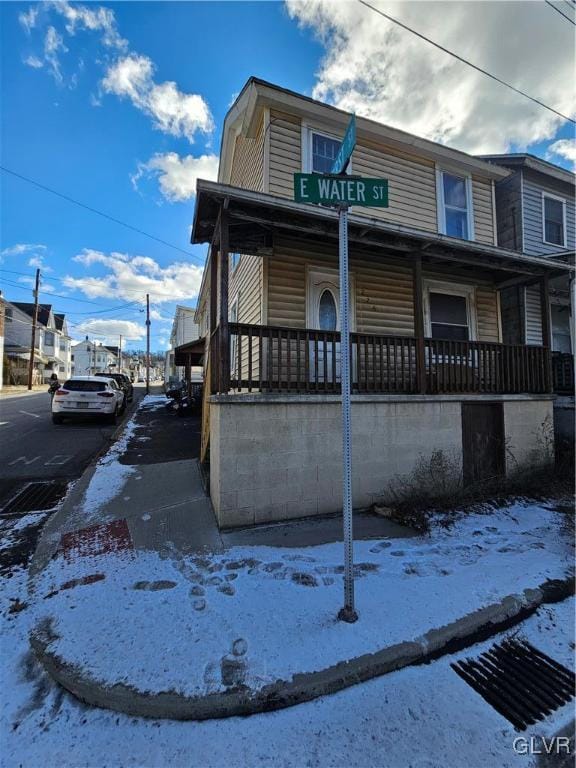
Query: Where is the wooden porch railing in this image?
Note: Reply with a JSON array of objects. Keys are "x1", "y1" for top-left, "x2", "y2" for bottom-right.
[
  {"x1": 552, "y1": 352, "x2": 574, "y2": 395},
  {"x1": 209, "y1": 322, "x2": 552, "y2": 396}
]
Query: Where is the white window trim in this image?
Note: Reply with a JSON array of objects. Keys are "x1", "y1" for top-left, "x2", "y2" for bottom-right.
[
  {"x1": 435, "y1": 167, "x2": 475, "y2": 241},
  {"x1": 301, "y1": 124, "x2": 352, "y2": 175},
  {"x1": 541, "y1": 191, "x2": 567, "y2": 248},
  {"x1": 305, "y1": 266, "x2": 356, "y2": 331},
  {"x1": 423, "y1": 279, "x2": 477, "y2": 341}
]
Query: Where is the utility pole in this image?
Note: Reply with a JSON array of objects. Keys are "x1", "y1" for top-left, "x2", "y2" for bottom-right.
[
  {"x1": 146, "y1": 293, "x2": 150, "y2": 394},
  {"x1": 27, "y1": 268, "x2": 40, "y2": 391}
]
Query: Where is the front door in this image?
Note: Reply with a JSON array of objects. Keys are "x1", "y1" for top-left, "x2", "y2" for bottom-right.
[{"x1": 307, "y1": 269, "x2": 354, "y2": 385}]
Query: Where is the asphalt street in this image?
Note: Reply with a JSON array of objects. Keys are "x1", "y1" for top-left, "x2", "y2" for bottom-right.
[{"x1": 0, "y1": 383, "x2": 148, "y2": 507}]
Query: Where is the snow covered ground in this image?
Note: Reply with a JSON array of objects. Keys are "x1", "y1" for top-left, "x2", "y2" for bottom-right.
[
  {"x1": 2, "y1": 525, "x2": 574, "y2": 768},
  {"x1": 27, "y1": 499, "x2": 573, "y2": 699}
]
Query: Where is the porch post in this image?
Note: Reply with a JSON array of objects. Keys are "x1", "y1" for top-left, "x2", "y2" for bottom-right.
[
  {"x1": 413, "y1": 254, "x2": 426, "y2": 394},
  {"x1": 209, "y1": 242, "x2": 219, "y2": 395},
  {"x1": 540, "y1": 275, "x2": 553, "y2": 393},
  {"x1": 209, "y1": 243, "x2": 218, "y2": 334},
  {"x1": 219, "y1": 206, "x2": 230, "y2": 394}
]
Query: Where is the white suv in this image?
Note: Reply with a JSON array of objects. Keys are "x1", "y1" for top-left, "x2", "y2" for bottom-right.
[{"x1": 52, "y1": 376, "x2": 125, "y2": 425}]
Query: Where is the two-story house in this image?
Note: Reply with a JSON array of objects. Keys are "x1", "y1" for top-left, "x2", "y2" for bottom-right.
[
  {"x1": 3, "y1": 302, "x2": 72, "y2": 384},
  {"x1": 480, "y1": 153, "x2": 575, "y2": 458},
  {"x1": 71, "y1": 337, "x2": 118, "y2": 376},
  {"x1": 165, "y1": 304, "x2": 202, "y2": 384},
  {"x1": 190, "y1": 77, "x2": 573, "y2": 529}
]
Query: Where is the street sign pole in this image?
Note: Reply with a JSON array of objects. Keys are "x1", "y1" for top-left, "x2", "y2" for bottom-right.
[
  {"x1": 293, "y1": 112, "x2": 388, "y2": 623},
  {"x1": 337, "y1": 203, "x2": 358, "y2": 623}
]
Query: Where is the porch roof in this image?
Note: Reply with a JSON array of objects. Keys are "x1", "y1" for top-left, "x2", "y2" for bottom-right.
[
  {"x1": 174, "y1": 338, "x2": 204, "y2": 367},
  {"x1": 192, "y1": 179, "x2": 574, "y2": 280}
]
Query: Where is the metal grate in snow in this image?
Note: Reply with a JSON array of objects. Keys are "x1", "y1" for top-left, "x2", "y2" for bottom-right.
[
  {"x1": 452, "y1": 638, "x2": 575, "y2": 731},
  {"x1": 0, "y1": 481, "x2": 69, "y2": 516}
]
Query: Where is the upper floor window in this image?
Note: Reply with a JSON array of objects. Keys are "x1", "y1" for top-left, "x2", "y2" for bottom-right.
[
  {"x1": 542, "y1": 194, "x2": 565, "y2": 247},
  {"x1": 44, "y1": 331, "x2": 54, "y2": 346},
  {"x1": 304, "y1": 129, "x2": 351, "y2": 175},
  {"x1": 311, "y1": 133, "x2": 341, "y2": 174},
  {"x1": 437, "y1": 170, "x2": 473, "y2": 241},
  {"x1": 230, "y1": 253, "x2": 240, "y2": 271}
]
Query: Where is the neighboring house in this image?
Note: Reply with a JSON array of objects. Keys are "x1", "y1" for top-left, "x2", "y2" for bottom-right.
[
  {"x1": 54, "y1": 313, "x2": 73, "y2": 379},
  {"x1": 3, "y1": 302, "x2": 71, "y2": 384},
  {"x1": 71, "y1": 337, "x2": 118, "y2": 376},
  {"x1": 166, "y1": 304, "x2": 202, "y2": 383},
  {"x1": 479, "y1": 153, "x2": 575, "y2": 458},
  {"x1": 0, "y1": 294, "x2": 4, "y2": 390},
  {"x1": 191, "y1": 77, "x2": 573, "y2": 529}
]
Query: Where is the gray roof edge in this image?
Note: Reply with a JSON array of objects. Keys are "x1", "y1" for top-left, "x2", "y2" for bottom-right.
[{"x1": 478, "y1": 154, "x2": 575, "y2": 187}]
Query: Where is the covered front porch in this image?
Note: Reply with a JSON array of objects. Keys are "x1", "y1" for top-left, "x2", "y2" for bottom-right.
[{"x1": 193, "y1": 180, "x2": 568, "y2": 400}]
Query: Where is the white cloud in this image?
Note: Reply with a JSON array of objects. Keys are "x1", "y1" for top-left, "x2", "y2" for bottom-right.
[
  {"x1": 101, "y1": 55, "x2": 213, "y2": 141},
  {"x1": 286, "y1": 0, "x2": 576, "y2": 154},
  {"x1": 19, "y1": 7, "x2": 38, "y2": 33},
  {"x1": 63, "y1": 249, "x2": 204, "y2": 303},
  {"x1": 149, "y1": 309, "x2": 170, "y2": 321},
  {"x1": 131, "y1": 152, "x2": 219, "y2": 202},
  {"x1": 1, "y1": 242, "x2": 46, "y2": 258},
  {"x1": 48, "y1": 0, "x2": 127, "y2": 50},
  {"x1": 73, "y1": 318, "x2": 146, "y2": 343},
  {"x1": 24, "y1": 54, "x2": 44, "y2": 69},
  {"x1": 547, "y1": 138, "x2": 576, "y2": 167},
  {"x1": 18, "y1": 1, "x2": 125, "y2": 87},
  {"x1": 44, "y1": 25, "x2": 68, "y2": 83}
]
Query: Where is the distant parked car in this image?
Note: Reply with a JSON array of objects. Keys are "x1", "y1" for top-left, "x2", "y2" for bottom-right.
[
  {"x1": 52, "y1": 376, "x2": 125, "y2": 425},
  {"x1": 137, "y1": 377, "x2": 145, "y2": 383},
  {"x1": 95, "y1": 372, "x2": 134, "y2": 402}
]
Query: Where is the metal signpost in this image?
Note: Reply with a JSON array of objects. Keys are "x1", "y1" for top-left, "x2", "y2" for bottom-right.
[{"x1": 294, "y1": 115, "x2": 389, "y2": 623}]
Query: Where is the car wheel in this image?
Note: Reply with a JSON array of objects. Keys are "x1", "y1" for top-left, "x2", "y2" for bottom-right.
[
  {"x1": 120, "y1": 396, "x2": 127, "y2": 415},
  {"x1": 106, "y1": 407, "x2": 118, "y2": 425},
  {"x1": 52, "y1": 414, "x2": 64, "y2": 425}
]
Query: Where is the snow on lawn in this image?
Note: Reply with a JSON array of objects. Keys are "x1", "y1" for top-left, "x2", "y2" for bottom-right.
[{"x1": 29, "y1": 500, "x2": 573, "y2": 699}]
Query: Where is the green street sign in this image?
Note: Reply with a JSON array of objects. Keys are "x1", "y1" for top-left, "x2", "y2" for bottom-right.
[
  {"x1": 331, "y1": 114, "x2": 356, "y2": 175},
  {"x1": 294, "y1": 173, "x2": 389, "y2": 207}
]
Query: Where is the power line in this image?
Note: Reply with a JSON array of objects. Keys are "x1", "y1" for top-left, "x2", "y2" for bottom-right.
[
  {"x1": 1, "y1": 277, "x2": 143, "y2": 313},
  {"x1": 356, "y1": 0, "x2": 575, "y2": 124},
  {"x1": 0, "y1": 165, "x2": 204, "y2": 264},
  {"x1": 1, "y1": 277, "x2": 142, "y2": 308},
  {"x1": 545, "y1": 0, "x2": 576, "y2": 24}
]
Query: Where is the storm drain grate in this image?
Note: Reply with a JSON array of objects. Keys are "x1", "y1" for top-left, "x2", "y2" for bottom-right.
[
  {"x1": 452, "y1": 638, "x2": 575, "y2": 731},
  {"x1": 0, "y1": 481, "x2": 69, "y2": 516}
]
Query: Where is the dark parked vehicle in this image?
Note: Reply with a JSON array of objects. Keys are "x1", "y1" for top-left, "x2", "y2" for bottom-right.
[{"x1": 95, "y1": 372, "x2": 134, "y2": 403}]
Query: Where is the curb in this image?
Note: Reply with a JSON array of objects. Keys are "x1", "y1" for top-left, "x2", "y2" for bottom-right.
[
  {"x1": 30, "y1": 573, "x2": 574, "y2": 721},
  {"x1": 28, "y1": 392, "x2": 150, "y2": 578}
]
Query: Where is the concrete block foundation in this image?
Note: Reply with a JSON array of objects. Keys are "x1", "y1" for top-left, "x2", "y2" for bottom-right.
[{"x1": 209, "y1": 394, "x2": 555, "y2": 528}]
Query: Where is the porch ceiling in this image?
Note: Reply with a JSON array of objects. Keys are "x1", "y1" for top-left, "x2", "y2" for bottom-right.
[{"x1": 192, "y1": 180, "x2": 574, "y2": 281}]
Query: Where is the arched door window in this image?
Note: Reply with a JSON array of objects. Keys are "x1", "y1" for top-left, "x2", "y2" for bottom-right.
[{"x1": 318, "y1": 289, "x2": 338, "y2": 331}]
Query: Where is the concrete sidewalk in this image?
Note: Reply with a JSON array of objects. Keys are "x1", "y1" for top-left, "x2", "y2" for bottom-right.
[
  {"x1": 31, "y1": 396, "x2": 223, "y2": 577},
  {"x1": 27, "y1": 395, "x2": 574, "y2": 722}
]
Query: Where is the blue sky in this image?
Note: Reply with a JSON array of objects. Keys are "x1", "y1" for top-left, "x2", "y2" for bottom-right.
[{"x1": 1, "y1": 1, "x2": 574, "y2": 352}]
